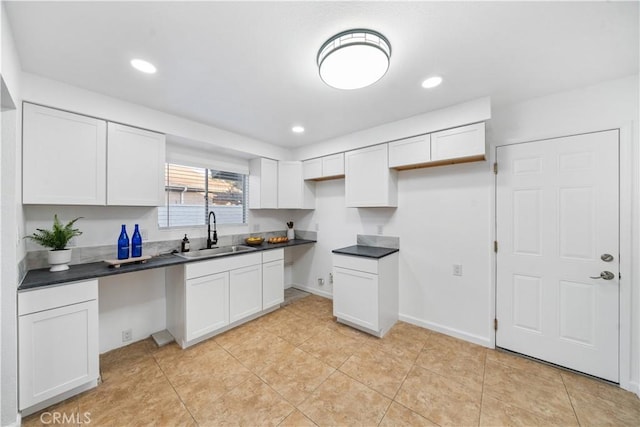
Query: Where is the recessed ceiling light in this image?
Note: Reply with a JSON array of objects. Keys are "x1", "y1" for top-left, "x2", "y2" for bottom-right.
[
  {"x1": 130, "y1": 59, "x2": 157, "y2": 74},
  {"x1": 422, "y1": 76, "x2": 443, "y2": 89},
  {"x1": 292, "y1": 126, "x2": 305, "y2": 133},
  {"x1": 317, "y1": 29, "x2": 391, "y2": 90}
]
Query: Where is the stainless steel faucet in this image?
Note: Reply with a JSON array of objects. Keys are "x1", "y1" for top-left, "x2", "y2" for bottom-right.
[{"x1": 207, "y1": 210, "x2": 218, "y2": 248}]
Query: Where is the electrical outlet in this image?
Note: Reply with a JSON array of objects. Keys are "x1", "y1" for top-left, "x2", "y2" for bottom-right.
[
  {"x1": 122, "y1": 329, "x2": 133, "y2": 342},
  {"x1": 453, "y1": 264, "x2": 463, "y2": 276},
  {"x1": 329, "y1": 273, "x2": 333, "y2": 284},
  {"x1": 377, "y1": 225, "x2": 384, "y2": 235},
  {"x1": 318, "y1": 278, "x2": 325, "y2": 286}
]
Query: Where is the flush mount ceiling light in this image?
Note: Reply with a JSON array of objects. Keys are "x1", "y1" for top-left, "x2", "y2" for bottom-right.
[
  {"x1": 422, "y1": 76, "x2": 443, "y2": 89},
  {"x1": 317, "y1": 29, "x2": 391, "y2": 90},
  {"x1": 291, "y1": 125, "x2": 305, "y2": 133},
  {"x1": 130, "y1": 58, "x2": 157, "y2": 74}
]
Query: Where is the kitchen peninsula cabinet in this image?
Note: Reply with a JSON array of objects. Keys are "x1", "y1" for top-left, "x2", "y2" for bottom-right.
[
  {"x1": 332, "y1": 247, "x2": 399, "y2": 337},
  {"x1": 18, "y1": 280, "x2": 99, "y2": 413}
]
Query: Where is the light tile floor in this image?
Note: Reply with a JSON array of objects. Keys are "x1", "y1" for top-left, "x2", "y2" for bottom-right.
[{"x1": 24, "y1": 294, "x2": 640, "y2": 426}]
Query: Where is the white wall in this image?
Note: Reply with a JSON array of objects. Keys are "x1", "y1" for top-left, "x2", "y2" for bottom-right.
[
  {"x1": 291, "y1": 74, "x2": 640, "y2": 393},
  {"x1": 1, "y1": 3, "x2": 22, "y2": 425},
  {"x1": 98, "y1": 269, "x2": 166, "y2": 353}
]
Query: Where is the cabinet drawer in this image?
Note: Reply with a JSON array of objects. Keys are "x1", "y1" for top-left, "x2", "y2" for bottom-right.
[
  {"x1": 186, "y1": 252, "x2": 261, "y2": 279},
  {"x1": 388, "y1": 134, "x2": 431, "y2": 168},
  {"x1": 332, "y1": 254, "x2": 378, "y2": 274},
  {"x1": 19, "y1": 280, "x2": 98, "y2": 315},
  {"x1": 262, "y1": 248, "x2": 284, "y2": 263}
]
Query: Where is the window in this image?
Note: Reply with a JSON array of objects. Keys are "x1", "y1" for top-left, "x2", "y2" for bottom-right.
[{"x1": 158, "y1": 163, "x2": 248, "y2": 228}]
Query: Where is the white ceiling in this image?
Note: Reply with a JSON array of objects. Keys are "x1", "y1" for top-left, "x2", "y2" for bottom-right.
[{"x1": 5, "y1": 1, "x2": 638, "y2": 148}]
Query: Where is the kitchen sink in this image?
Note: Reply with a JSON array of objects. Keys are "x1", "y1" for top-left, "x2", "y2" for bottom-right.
[{"x1": 175, "y1": 245, "x2": 257, "y2": 260}]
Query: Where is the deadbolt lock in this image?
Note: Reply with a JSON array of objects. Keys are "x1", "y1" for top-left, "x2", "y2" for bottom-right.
[{"x1": 600, "y1": 254, "x2": 614, "y2": 262}]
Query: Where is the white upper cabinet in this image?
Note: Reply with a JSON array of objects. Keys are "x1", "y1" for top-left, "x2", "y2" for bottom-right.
[
  {"x1": 321, "y1": 153, "x2": 345, "y2": 178},
  {"x1": 22, "y1": 103, "x2": 166, "y2": 206},
  {"x1": 431, "y1": 122, "x2": 486, "y2": 162},
  {"x1": 388, "y1": 134, "x2": 431, "y2": 169},
  {"x1": 345, "y1": 145, "x2": 397, "y2": 208},
  {"x1": 107, "y1": 123, "x2": 165, "y2": 206},
  {"x1": 303, "y1": 153, "x2": 345, "y2": 180},
  {"x1": 278, "y1": 161, "x2": 315, "y2": 209},
  {"x1": 249, "y1": 158, "x2": 278, "y2": 209},
  {"x1": 23, "y1": 103, "x2": 107, "y2": 205}
]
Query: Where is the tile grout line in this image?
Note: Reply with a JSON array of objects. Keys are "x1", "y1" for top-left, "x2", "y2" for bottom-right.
[
  {"x1": 148, "y1": 347, "x2": 201, "y2": 426},
  {"x1": 477, "y1": 350, "x2": 488, "y2": 427},
  {"x1": 560, "y1": 372, "x2": 582, "y2": 426}
]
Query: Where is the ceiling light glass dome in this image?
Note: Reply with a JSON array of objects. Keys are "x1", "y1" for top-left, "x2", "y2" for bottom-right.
[{"x1": 317, "y1": 29, "x2": 391, "y2": 90}]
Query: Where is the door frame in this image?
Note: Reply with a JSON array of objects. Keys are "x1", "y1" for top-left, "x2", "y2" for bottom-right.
[{"x1": 490, "y1": 123, "x2": 635, "y2": 393}]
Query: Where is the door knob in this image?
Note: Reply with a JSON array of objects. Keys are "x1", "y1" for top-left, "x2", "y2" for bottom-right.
[
  {"x1": 590, "y1": 271, "x2": 615, "y2": 280},
  {"x1": 600, "y1": 254, "x2": 614, "y2": 262}
]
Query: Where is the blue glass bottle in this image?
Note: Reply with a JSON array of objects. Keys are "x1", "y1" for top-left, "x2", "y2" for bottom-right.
[
  {"x1": 117, "y1": 224, "x2": 129, "y2": 260},
  {"x1": 131, "y1": 224, "x2": 142, "y2": 258}
]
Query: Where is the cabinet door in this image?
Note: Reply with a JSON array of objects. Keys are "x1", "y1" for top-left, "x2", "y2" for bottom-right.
[
  {"x1": 278, "y1": 161, "x2": 304, "y2": 208},
  {"x1": 249, "y1": 158, "x2": 278, "y2": 208},
  {"x1": 303, "y1": 158, "x2": 322, "y2": 180},
  {"x1": 333, "y1": 267, "x2": 379, "y2": 331},
  {"x1": 229, "y1": 264, "x2": 262, "y2": 323},
  {"x1": 107, "y1": 123, "x2": 166, "y2": 206},
  {"x1": 185, "y1": 272, "x2": 229, "y2": 341},
  {"x1": 262, "y1": 259, "x2": 284, "y2": 310},
  {"x1": 19, "y1": 300, "x2": 99, "y2": 410},
  {"x1": 345, "y1": 145, "x2": 397, "y2": 207},
  {"x1": 388, "y1": 134, "x2": 431, "y2": 169},
  {"x1": 23, "y1": 103, "x2": 107, "y2": 205},
  {"x1": 278, "y1": 161, "x2": 315, "y2": 209},
  {"x1": 431, "y1": 122, "x2": 485, "y2": 161},
  {"x1": 322, "y1": 153, "x2": 345, "y2": 178}
]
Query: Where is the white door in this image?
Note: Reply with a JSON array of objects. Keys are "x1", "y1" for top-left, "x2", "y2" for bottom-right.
[
  {"x1": 333, "y1": 266, "x2": 379, "y2": 331},
  {"x1": 496, "y1": 130, "x2": 619, "y2": 382}
]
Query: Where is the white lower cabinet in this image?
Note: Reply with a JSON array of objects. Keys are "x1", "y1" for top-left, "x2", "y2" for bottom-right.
[
  {"x1": 18, "y1": 280, "x2": 99, "y2": 413},
  {"x1": 166, "y1": 252, "x2": 268, "y2": 348},
  {"x1": 332, "y1": 253, "x2": 399, "y2": 337},
  {"x1": 229, "y1": 264, "x2": 263, "y2": 323},
  {"x1": 262, "y1": 249, "x2": 284, "y2": 310},
  {"x1": 185, "y1": 272, "x2": 229, "y2": 342}
]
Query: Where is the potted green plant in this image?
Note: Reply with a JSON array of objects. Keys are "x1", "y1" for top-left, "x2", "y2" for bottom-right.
[{"x1": 26, "y1": 215, "x2": 82, "y2": 272}]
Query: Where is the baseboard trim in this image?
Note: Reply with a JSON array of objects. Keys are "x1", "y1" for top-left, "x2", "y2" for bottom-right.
[
  {"x1": 399, "y1": 314, "x2": 492, "y2": 348},
  {"x1": 290, "y1": 284, "x2": 333, "y2": 300},
  {"x1": 626, "y1": 380, "x2": 640, "y2": 397}
]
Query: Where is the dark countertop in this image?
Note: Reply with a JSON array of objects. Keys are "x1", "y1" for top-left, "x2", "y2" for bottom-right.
[
  {"x1": 19, "y1": 239, "x2": 315, "y2": 292},
  {"x1": 332, "y1": 245, "x2": 399, "y2": 259}
]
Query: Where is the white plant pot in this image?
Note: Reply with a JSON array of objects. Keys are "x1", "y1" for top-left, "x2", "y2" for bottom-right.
[
  {"x1": 287, "y1": 229, "x2": 295, "y2": 240},
  {"x1": 48, "y1": 249, "x2": 72, "y2": 272}
]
